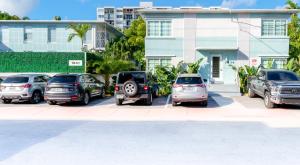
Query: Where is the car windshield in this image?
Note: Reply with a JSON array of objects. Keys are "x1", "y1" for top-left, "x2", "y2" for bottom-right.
[
  {"x1": 176, "y1": 77, "x2": 203, "y2": 84},
  {"x1": 117, "y1": 73, "x2": 145, "y2": 84},
  {"x1": 3, "y1": 77, "x2": 29, "y2": 83},
  {"x1": 267, "y1": 72, "x2": 299, "y2": 81},
  {"x1": 49, "y1": 76, "x2": 77, "y2": 83}
]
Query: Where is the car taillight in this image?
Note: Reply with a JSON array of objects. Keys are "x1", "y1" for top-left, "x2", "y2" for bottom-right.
[
  {"x1": 196, "y1": 84, "x2": 206, "y2": 88},
  {"x1": 144, "y1": 85, "x2": 149, "y2": 91},
  {"x1": 70, "y1": 82, "x2": 80, "y2": 87},
  {"x1": 22, "y1": 84, "x2": 32, "y2": 88},
  {"x1": 173, "y1": 84, "x2": 182, "y2": 88},
  {"x1": 115, "y1": 85, "x2": 119, "y2": 91}
]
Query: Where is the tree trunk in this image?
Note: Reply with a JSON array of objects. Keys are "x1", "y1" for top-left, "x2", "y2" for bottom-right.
[{"x1": 104, "y1": 74, "x2": 110, "y2": 90}]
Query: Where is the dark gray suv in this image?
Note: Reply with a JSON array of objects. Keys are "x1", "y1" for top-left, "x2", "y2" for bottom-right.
[{"x1": 44, "y1": 74, "x2": 105, "y2": 105}]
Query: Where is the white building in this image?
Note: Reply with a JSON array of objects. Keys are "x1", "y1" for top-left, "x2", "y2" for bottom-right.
[{"x1": 97, "y1": 2, "x2": 171, "y2": 30}]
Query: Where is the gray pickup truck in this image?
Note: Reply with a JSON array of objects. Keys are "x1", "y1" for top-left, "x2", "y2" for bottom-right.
[{"x1": 248, "y1": 69, "x2": 300, "y2": 108}]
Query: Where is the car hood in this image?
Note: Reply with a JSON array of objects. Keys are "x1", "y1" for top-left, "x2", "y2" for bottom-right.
[{"x1": 270, "y1": 81, "x2": 300, "y2": 87}]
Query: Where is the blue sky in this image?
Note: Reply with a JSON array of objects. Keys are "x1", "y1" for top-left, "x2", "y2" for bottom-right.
[{"x1": 0, "y1": 0, "x2": 296, "y2": 20}]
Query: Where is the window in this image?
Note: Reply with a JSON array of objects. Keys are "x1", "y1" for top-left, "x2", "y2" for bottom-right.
[
  {"x1": 147, "y1": 58, "x2": 171, "y2": 71},
  {"x1": 262, "y1": 19, "x2": 287, "y2": 36},
  {"x1": 116, "y1": 15, "x2": 123, "y2": 19},
  {"x1": 261, "y1": 57, "x2": 287, "y2": 69},
  {"x1": 147, "y1": 20, "x2": 171, "y2": 37},
  {"x1": 48, "y1": 26, "x2": 56, "y2": 43},
  {"x1": 24, "y1": 26, "x2": 32, "y2": 42}
]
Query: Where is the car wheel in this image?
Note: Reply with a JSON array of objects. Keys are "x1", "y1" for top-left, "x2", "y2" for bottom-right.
[
  {"x1": 172, "y1": 100, "x2": 177, "y2": 106},
  {"x1": 146, "y1": 94, "x2": 153, "y2": 105},
  {"x1": 123, "y1": 80, "x2": 138, "y2": 97},
  {"x1": 248, "y1": 87, "x2": 256, "y2": 98},
  {"x1": 100, "y1": 88, "x2": 105, "y2": 98},
  {"x1": 116, "y1": 99, "x2": 123, "y2": 105},
  {"x1": 2, "y1": 99, "x2": 12, "y2": 104},
  {"x1": 201, "y1": 100, "x2": 208, "y2": 107},
  {"x1": 264, "y1": 91, "x2": 275, "y2": 109},
  {"x1": 30, "y1": 91, "x2": 42, "y2": 104},
  {"x1": 47, "y1": 101, "x2": 56, "y2": 105},
  {"x1": 81, "y1": 92, "x2": 90, "y2": 105}
]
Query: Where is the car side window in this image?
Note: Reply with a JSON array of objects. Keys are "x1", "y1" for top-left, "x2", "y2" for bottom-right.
[
  {"x1": 79, "y1": 76, "x2": 85, "y2": 83},
  {"x1": 258, "y1": 71, "x2": 265, "y2": 80},
  {"x1": 34, "y1": 76, "x2": 44, "y2": 83}
]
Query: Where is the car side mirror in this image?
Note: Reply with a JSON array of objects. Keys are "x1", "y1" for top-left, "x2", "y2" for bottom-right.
[
  {"x1": 171, "y1": 80, "x2": 175, "y2": 84},
  {"x1": 203, "y1": 79, "x2": 208, "y2": 83}
]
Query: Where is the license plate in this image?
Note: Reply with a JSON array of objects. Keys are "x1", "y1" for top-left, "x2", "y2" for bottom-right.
[
  {"x1": 116, "y1": 95, "x2": 124, "y2": 99},
  {"x1": 52, "y1": 88, "x2": 66, "y2": 92},
  {"x1": 183, "y1": 87, "x2": 195, "y2": 91}
]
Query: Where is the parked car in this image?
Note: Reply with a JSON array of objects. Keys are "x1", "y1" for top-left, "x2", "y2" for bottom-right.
[
  {"x1": 114, "y1": 71, "x2": 158, "y2": 105},
  {"x1": 249, "y1": 69, "x2": 300, "y2": 108},
  {"x1": 0, "y1": 74, "x2": 50, "y2": 104},
  {"x1": 44, "y1": 74, "x2": 105, "y2": 105},
  {"x1": 172, "y1": 74, "x2": 208, "y2": 106}
]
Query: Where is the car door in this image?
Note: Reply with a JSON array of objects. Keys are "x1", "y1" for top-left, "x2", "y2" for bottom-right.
[
  {"x1": 90, "y1": 75, "x2": 103, "y2": 96},
  {"x1": 33, "y1": 76, "x2": 46, "y2": 94}
]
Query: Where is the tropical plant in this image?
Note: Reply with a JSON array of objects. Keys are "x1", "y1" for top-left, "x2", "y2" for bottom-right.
[
  {"x1": 67, "y1": 24, "x2": 91, "y2": 49},
  {"x1": 0, "y1": 11, "x2": 23, "y2": 20},
  {"x1": 265, "y1": 59, "x2": 275, "y2": 69},
  {"x1": 54, "y1": 16, "x2": 61, "y2": 20},
  {"x1": 285, "y1": 56, "x2": 300, "y2": 75},
  {"x1": 187, "y1": 58, "x2": 204, "y2": 74},
  {"x1": 92, "y1": 53, "x2": 136, "y2": 93},
  {"x1": 237, "y1": 65, "x2": 259, "y2": 94}
]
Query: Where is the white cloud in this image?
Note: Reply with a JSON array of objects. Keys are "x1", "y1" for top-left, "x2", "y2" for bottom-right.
[
  {"x1": 0, "y1": 0, "x2": 38, "y2": 17},
  {"x1": 79, "y1": 0, "x2": 88, "y2": 4},
  {"x1": 221, "y1": 0, "x2": 256, "y2": 8}
]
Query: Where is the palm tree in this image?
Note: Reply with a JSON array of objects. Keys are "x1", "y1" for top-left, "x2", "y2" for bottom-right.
[
  {"x1": 54, "y1": 16, "x2": 61, "y2": 20},
  {"x1": 92, "y1": 54, "x2": 136, "y2": 90},
  {"x1": 67, "y1": 24, "x2": 91, "y2": 49},
  {"x1": 286, "y1": 0, "x2": 300, "y2": 9}
]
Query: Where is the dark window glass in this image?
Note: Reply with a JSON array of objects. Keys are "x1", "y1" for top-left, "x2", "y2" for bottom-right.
[
  {"x1": 3, "y1": 77, "x2": 29, "y2": 83},
  {"x1": 117, "y1": 73, "x2": 146, "y2": 84},
  {"x1": 48, "y1": 76, "x2": 77, "y2": 83},
  {"x1": 176, "y1": 77, "x2": 203, "y2": 84},
  {"x1": 267, "y1": 72, "x2": 299, "y2": 81}
]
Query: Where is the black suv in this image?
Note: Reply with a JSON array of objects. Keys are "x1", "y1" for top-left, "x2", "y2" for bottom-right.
[
  {"x1": 44, "y1": 74, "x2": 105, "y2": 105},
  {"x1": 249, "y1": 69, "x2": 300, "y2": 108},
  {"x1": 114, "y1": 71, "x2": 158, "y2": 105}
]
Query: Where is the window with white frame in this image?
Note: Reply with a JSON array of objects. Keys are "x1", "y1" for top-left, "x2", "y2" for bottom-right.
[
  {"x1": 262, "y1": 19, "x2": 287, "y2": 36},
  {"x1": 261, "y1": 57, "x2": 287, "y2": 69},
  {"x1": 47, "y1": 26, "x2": 56, "y2": 43},
  {"x1": 24, "y1": 26, "x2": 32, "y2": 42},
  {"x1": 147, "y1": 20, "x2": 171, "y2": 37},
  {"x1": 147, "y1": 58, "x2": 172, "y2": 71}
]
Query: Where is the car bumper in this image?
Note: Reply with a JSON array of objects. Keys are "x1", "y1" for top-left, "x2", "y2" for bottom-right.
[
  {"x1": 44, "y1": 93, "x2": 82, "y2": 103},
  {"x1": 115, "y1": 94, "x2": 149, "y2": 101},
  {"x1": 270, "y1": 95, "x2": 300, "y2": 105},
  {"x1": 0, "y1": 93, "x2": 31, "y2": 101},
  {"x1": 172, "y1": 94, "x2": 208, "y2": 103}
]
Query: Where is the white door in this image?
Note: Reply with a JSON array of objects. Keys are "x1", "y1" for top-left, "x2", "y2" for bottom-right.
[{"x1": 211, "y1": 56, "x2": 223, "y2": 82}]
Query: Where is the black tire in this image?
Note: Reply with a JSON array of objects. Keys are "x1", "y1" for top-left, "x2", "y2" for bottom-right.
[
  {"x1": 202, "y1": 100, "x2": 208, "y2": 107},
  {"x1": 100, "y1": 88, "x2": 105, "y2": 98},
  {"x1": 2, "y1": 99, "x2": 12, "y2": 104},
  {"x1": 146, "y1": 94, "x2": 153, "y2": 105},
  {"x1": 172, "y1": 101, "x2": 177, "y2": 106},
  {"x1": 248, "y1": 87, "x2": 256, "y2": 98},
  {"x1": 123, "y1": 80, "x2": 138, "y2": 97},
  {"x1": 47, "y1": 101, "x2": 56, "y2": 105},
  {"x1": 81, "y1": 92, "x2": 90, "y2": 105},
  {"x1": 116, "y1": 99, "x2": 123, "y2": 105},
  {"x1": 30, "y1": 91, "x2": 42, "y2": 104},
  {"x1": 264, "y1": 91, "x2": 275, "y2": 109}
]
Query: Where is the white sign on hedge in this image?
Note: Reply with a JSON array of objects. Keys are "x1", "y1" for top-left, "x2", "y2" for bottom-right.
[{"x1": 69, "y1": 60, "x2": 83, "y2": 66}]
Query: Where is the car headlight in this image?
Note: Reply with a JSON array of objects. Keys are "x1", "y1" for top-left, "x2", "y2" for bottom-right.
[{"x1": 271, "y1": 86, "x2": 279, "y2": 95}]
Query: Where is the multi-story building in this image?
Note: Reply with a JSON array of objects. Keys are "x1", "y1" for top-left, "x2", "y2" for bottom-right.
[
  {"x1": 139, "y1": 8, "x2": 299, "y2": 84},
  {"x1": 0, "y1": 20, "x2": 121, "y2": 75},
  {"x1": 97, "y1": 2, "x2": 171, "y2": 30}
]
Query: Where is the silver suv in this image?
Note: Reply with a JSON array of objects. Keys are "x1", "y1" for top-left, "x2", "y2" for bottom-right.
[
  {"x1": 172, "y1": 74, "x2": 208, "y2": 106},
  {"x1": 0, "y1": 74, "x2": 50, "y2": 104}
]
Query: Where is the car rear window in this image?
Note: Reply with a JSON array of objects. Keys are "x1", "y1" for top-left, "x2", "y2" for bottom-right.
[
  {"x1": 48, "y1": 76, "x2": 77, "y2": 83},
  {"x1": 267, "y1": 72, "x2": 299, "y2": 81},
  {"x1": 3, "y1": 77, "x2": 29, "y2": 83},
  {"x1": 117, "y1": 73, "x2": 145, "y2": 84},
  {"x1": 176, "y1": 77, "x2": 203, "y2": 84}
]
